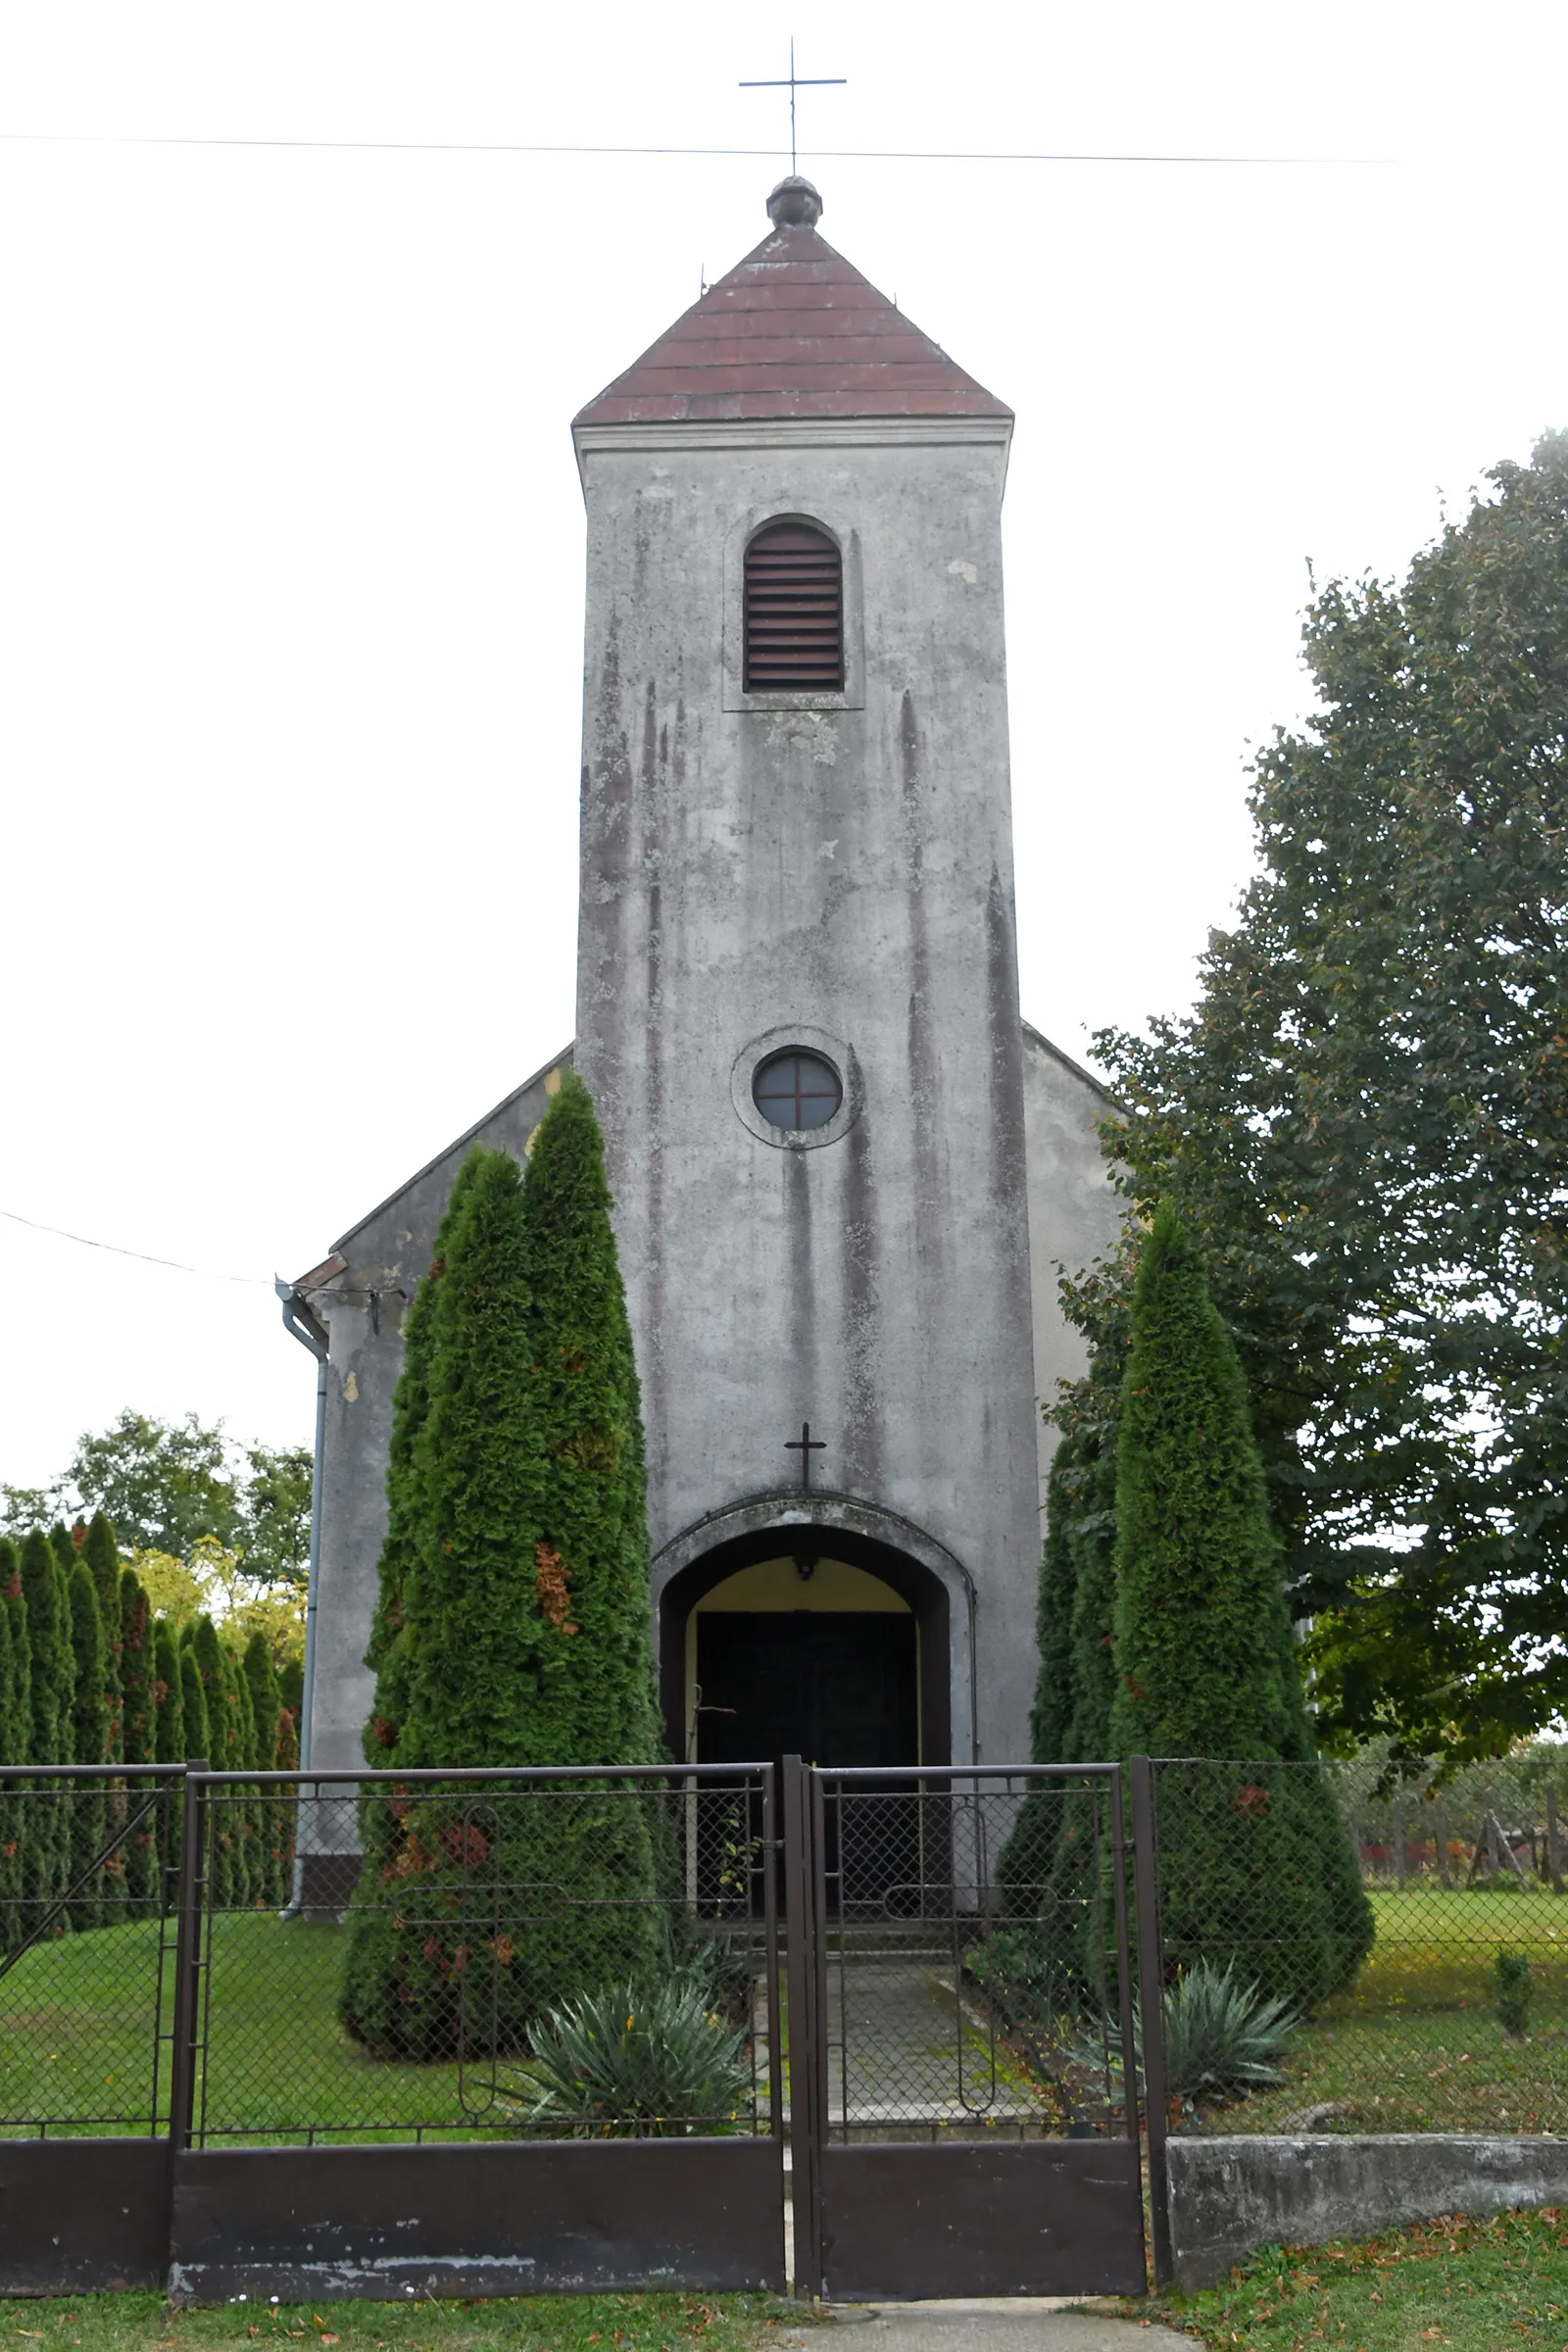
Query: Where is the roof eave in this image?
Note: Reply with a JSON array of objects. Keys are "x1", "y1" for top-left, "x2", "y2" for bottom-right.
[{"x1": 571, "y1": 408, "x2": 1014, "y2": 491}]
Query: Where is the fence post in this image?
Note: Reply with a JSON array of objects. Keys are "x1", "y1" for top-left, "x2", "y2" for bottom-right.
[
  {"x1": 1549, "y1": 1788, "x2": 1563, "y2": 1896},
  {"x1": 782, "y1": 1755, "x2": 821, "y2": 2301},
  {"x1": 1129, "y1": 1757, "x2": 1173, "y2": 2290},
  {"x1": 168, "y1": 1762, "x2": 209, "y2": 2155}
]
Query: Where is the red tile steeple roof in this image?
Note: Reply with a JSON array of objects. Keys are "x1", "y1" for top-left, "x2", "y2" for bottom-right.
[{"x1": 573, "y1": 181, "x2": 1010, "y2": 429}]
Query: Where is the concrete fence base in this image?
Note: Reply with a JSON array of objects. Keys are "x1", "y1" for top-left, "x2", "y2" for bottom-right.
[{"x1": 1166, "y1": 2133, "x2": 1568, "y2": 2289}]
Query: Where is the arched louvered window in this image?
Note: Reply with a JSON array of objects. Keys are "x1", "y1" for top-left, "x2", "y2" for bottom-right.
[{"x1": 744, "y1": 521, "x2": 844, "y2": 694}]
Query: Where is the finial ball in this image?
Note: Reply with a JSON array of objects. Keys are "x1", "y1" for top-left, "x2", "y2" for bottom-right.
[{"x1": 767, "y1": 176, "x2": 823, "y2": 228}]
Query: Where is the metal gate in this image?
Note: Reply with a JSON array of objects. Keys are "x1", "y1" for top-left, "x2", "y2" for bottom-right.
[
  {"x1": 784, "y1": 1761, "x2": 1167, "y2": 2300},
  {"x1": 166, "y1": 1763, "x2": 784, "y2": 2301},
  {"x1": 0, "y1": 1759, "x2": 1168, "y2": 2302},
  {"x1": 0, "y1": 1765, "x2": 185, "y2": 2292}
]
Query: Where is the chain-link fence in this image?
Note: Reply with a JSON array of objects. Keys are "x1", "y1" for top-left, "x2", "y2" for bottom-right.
[
  {"x1": 812, "y1": 1770, "x2": 1138, "y2": 2144},
  {"x1": 185, "y1": 1766, "x2": 778, "y2": 2147},
  {"x1": 1150, "y1": 1758, "x2": 1568, "y2": 2136},
  {"x1": 0, "y1": 1767, "x2": 184, "y2": 2138}
]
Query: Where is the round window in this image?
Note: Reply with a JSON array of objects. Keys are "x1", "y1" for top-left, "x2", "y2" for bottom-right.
[{"x1": 753, "y1": 1050, "x2": 843, "y2": 1132}]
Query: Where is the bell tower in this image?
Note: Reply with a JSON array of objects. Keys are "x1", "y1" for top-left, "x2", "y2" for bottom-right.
[{"x1": 571, "y1": 179, "x2": 1040, "y2": 1765}]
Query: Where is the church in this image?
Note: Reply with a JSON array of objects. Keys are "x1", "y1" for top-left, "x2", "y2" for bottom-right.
[{"x1": 284, "y1": 176, "x2": 1122, "y2": 1788}]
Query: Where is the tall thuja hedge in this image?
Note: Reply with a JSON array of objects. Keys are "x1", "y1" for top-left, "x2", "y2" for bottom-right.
[
  {"x1": 178, "y1": 1643, "x2": 210, "y2": 1766},
  {"x1": 996, "y1": 1424, "x2": 1121, "y2": 1956},
  {"x1": 0, "y1": 1543, "x2": 28, "y2": 1944},
  {"x1": 193, "y1": 1617, "x2": 252, "y2": 1907},
  {"x1": 242, "y1": 1633, "x2": 286, "y2": 1906},
  {"x1": 515, "y1": 1074, "x2": 662, "y2": 1768},
  {"x1": 66, "y1": 1564, "x2": 109, "y2": 1928},
  {"x1": 998, "y1": 1253, "x2": 1128, "y2": 1955},
  {"x1": 82, "y1": 1516, "x2": 123, "y2": 1764},
  {"x1": 342, "y1": 1102, "x2": 661, "y2": 2060},
  {"x1": 358, "y1": 1152, "x2": 485, "y2": 1772},
  {"x1": 154, "y1": 1622, "x2": 185, "y2": 1762},
  {"x1": 1108, "y1": 1204, "x2": 1371, "y2": 2007},
  {"x1": 20, "y1": 1530, "x2": 71, "y2": 1930},
  {"x1": 119, "y1": 1572, "x2": 160, "y2": 1909},
  {"x1": 0, "y1": 1596, "x2": 21, "y2": 1934}
]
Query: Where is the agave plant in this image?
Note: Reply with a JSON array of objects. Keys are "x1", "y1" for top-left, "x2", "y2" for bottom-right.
[
  {"x1": 1074, "y1": 1958, "x2": 1298, "y2": 2105},
  {"x1": 661, "y1": 1918, "x2": 757, "y2": 2025},
  {"x1": 525, "y1": 1976, "x2": 755, "y2": 2136}
]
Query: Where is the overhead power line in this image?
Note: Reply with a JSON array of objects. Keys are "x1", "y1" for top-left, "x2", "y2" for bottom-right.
[
  {"x1": 0, "y1": 1203, "x2": 270, "y2": 1287},
  {"x1": 0, "y1": 132, "x2": 1388, "y2": 166}
]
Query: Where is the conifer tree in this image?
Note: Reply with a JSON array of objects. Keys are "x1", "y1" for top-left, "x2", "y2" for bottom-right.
[
  {"x1": 514, "y1": 1073, "x2": 662, "y2": 1768},
  {"x1": 20, "y1": 1531, "x2": 71, "y2": 1928},
  {"x1": 153, "y1": 1622, "x2": 184, "y2": 1763},
  {"x1": 150, "y1": 1620, "x2": 185, "y2": 1902},
  {"x1": 120, "y1": 1574, "x2": 153, "y2": 1765},
  {"x1": 0, "y1": 1538, "x2": 25, "y2": 1760},
  {"x1": 82, "y1": 1516, "x2": 123, "y2": 1764},
  {"x1": 341, "y1": 1111, "x2": 661, "y2": 2058},
  {"x1": 49, "y1": 1524, "x2": 77, "y2": 1577},
  {"x1": 67, "y1": 1563, "x2": 109, "y2": 1929},
  {"x1": 1108, "y1": 1204, "x2": 1370, "y2": 2005},
  {"x1": 192, "y1": 1617, "x2": 244, "y2": 1904},
  {"x1": 279, "y1": 1655, "x2": 304, "y2": 1725},
  {"x1": 998, "y1": 1431, "x2": 1118, "y2": 1931},
  {"x1": 178, "y1": 1645, "x2": 210, "y2": 1764},
  {"x1": 231, "y1": 1657, "x2": 261, "y2": 1907},
  {"x1": 0, "y1": 1542, "x2": 30, "y2": 1947},
  {"x1": 117, "y1": 1572, "x2": 158, "y2": 1909},
  {"x1": 242, "y1": 1632, "x2": 284, "y2": 1902},
  {"x1": 358, "y1": 1152, "x2": 486, "y2": 1768},
  {"x1": 0, "y1": 1601, "x2": 20, "y2": 1938}
]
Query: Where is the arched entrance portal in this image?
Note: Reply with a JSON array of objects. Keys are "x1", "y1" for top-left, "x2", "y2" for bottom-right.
[{"x1": 653, "y1": 1501, "x2": 971, "y2": 1772}]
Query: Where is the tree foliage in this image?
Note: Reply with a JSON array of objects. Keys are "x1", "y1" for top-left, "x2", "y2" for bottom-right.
[
  {"x1": 1070, "y1": 432, "x2": 1568, "y2": 1763},
  {"x1": 66, "y1": 1562, "x2": 108, "y2": 1927},
  {"x1": 343, "y1": 1089, "x2": 662, "y2": 2060},
  {"x1": 4, "y1": 1412, "x2": 312, "y2": 1592},
  {"x1": 1109, "y1": 1204, "x2": 1310, "y2": 1762}
]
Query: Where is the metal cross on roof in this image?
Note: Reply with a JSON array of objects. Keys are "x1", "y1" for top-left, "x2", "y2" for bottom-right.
[
  {"x1": 740, "y1": 37, "x2": 846, "y2": 176},
  {"x1": 785, "y1": 1420, "x2": 827, "y2": 1491}
]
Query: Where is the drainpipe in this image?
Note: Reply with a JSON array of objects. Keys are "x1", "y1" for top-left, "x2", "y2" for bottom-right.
[{"x1": 275, "y1": 1276, "x2": 329, "y2": 1777}]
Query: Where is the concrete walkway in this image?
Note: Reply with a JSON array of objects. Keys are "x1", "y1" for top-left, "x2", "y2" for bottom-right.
[{"x1": 775, "y1": 2300, "x2": 1194, "y2": 2349}]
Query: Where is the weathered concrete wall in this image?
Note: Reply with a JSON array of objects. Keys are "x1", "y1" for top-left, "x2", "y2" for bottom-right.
[
  {"x1": 300, "y1": 1054, "x2": 568, "y2": 1780},
  {"x1": 1167, "y1": 2133, "x2": 1568, "y2": 2288},
  {"x1": 573, "y1": 415, "x2": 1040, "y2": 1764},
  {"x1": 1020, "y1": 1023, "x2": 1124, "y2": 1512}
]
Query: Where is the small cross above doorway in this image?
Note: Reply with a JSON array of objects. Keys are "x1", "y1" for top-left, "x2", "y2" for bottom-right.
[{"x1": 785, "y1": 1420, "x2": 826, "y2": 1490}]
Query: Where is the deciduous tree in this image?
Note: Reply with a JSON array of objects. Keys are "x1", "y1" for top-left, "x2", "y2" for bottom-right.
[{"x1": 1065, "y1": 433, "x2": 1568, "y2": 1763}]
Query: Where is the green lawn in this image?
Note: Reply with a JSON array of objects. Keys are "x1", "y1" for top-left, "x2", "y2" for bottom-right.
[
  {"x1": 8, "y1": 1883, "x2": 1568, "y2": 2143},
  {"x1": 1134, "y1": 2204, "x2": 1568, "y2": 2348},
  {"x1": 0, "y1": 1915, "x2": 586, "y2": 2143},
  {"x1": 0, "y1": 2296, "x2": 796, "y2": 2352},
  {"x1": 1217, "y1": 1886, "x2": 1568, "y2": 2135}
]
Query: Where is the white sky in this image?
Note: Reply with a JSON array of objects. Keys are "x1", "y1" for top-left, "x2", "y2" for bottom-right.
[{"x1": 2, "y1": 0, "x2": 1564, "y2": 1490}]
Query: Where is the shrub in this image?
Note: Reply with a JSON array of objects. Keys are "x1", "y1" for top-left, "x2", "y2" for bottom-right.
[
  {"x1": 1085, "y1": 1958, "x2": 1298, "y2": 2106},
  {"x1": 965, "y1": 1920, "x2": 1084, "y2": 2032},
  {"x1": 524, "y1": 1976, "x2": 753, "y2": 2136},
  {"x1": 1495, "y1": 1949, "x2": 1533, "y2": 2038}
]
